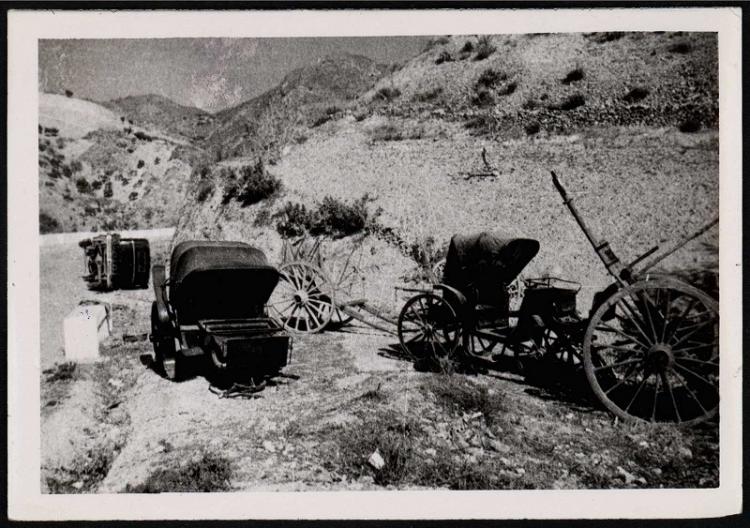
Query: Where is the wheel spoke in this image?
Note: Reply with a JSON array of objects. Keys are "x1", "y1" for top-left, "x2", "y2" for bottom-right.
[
  {"x1": 624, "y1": 372, "x2": 652, "y2": 413},
  {"x1": 604, "y1": 362, "x2": 641, "y2": 395},
  {"x1": 596, "y1": 322, "x2": 650, "y2": 351},
  {"x1": 673, "y1": 362, "x2": 718, "y2": 391},
  {"x1": 303, "y1": 303, "x2": 322, "y2": 329},
  {"x1": 618, "y1": 296, "x2": 655, "y2": 348},
  {"x1": 670, "y1": 368, "x2": 710, "y2": 415},
  {"x1": 661, "y1": 371, "x2": 682, "y2": 423},
  {"x1": 636, "y1": 289, "x2": 660, "y2": 344},
  {"x1": 670, "y1": 318, "x2": 716, "y2": 348},
  {"x1": 675, "y1": 356, "x2": 719, "y2": 367},
  {"x1": 594, "y1": 358, "x2": 643, "y2": 372},
  {"x1": 650, "y1": 374, "x2": 661, "y2": 422}
]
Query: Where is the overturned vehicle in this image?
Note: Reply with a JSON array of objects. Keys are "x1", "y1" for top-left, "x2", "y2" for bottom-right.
[
  {"x1": 149, "y1": 241, "x2": 291, "y2": 383},
  {"x1": 79, "y1": 233, "x2": 150, "y2": 290}
]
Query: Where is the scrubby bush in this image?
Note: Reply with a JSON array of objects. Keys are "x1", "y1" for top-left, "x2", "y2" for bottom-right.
[
  {"x1": 125, "y1": 452, "x2": 232, "y2": 493},
  {"x1": 525, "y1": 122, "x2": 541, "y2": 135},
  {"x1": 70, "y1": 159, "x2": 83, "y2": 173},
  {"x1": 103, "y1": 182, "x2": 113, "y2": 198},
  {"x1": 522, "y1": 98, "x2": 538, "y2": 110},
  {"x1": 668, "y1": 42, "x2": 692, "y2": 54},
  {"x1": 435, "y1": 50, "x2": 453, "y2": 65},
  {"x1": 554, "y1": 94, "x2": 586, "y2": 111},
  {"x1": 623, "y1": 86, "x2": 650, "y2": 103},
  {"x1": 413, "y1": 87, "x2": 443, "y2": 102},
  {"x1": 471, "y1": 89, "x2": 495, "y2": 107},
  {"x1": 561, "y1": 68, "x2": 585, "y2": 85},
  {"x1": 461, "y1": 40, "x2": 474, "y2": 53},
  {"x1": 499, "y1": 81, "x2": 517, "y2": 96},
  {"x1": 75, "y1": 177, "x2": 92, "y2": 194},
  {"x1": 137, "y1": 159, "x2": 145, "y2": 169},
  {"x1": 424, "y1": 35, "x2": 451, "y2": 51},
  {"x1": 374, "y1": 86, "x2": 401, "y2": 102},
  {"x1": 678, "y1": 117, "x2": 702, "y2": 133},
  {"x1": 474, "y1": 35, "x2": 496, "y2": 60},
  {"x1": 368, "y1": 122, "x2": 403, "y2": 141},
  {"x1": 475, "y1": 69, "x2": 506, "y2": 90},
  {"x1": 39, "y1": 212, "x2": 61, "y2": 234},
  {"x1": 154, "y1": 157, "x2": 160, "y2": 165},
  {"x1": 275, "y1": 195, "x2": 374, "y2": 239},
  {"x1": 222, "y1": 161, "x2": 282, "y2": 207},
  {"x1": 128, "y1": 192, "x2": 138, "y2": 201},
  {"x1": 586, "y1": 32, "x2": 625, "y2": 43}
]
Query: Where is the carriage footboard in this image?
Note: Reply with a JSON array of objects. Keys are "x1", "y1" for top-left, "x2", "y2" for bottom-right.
[{"x1": 199, "y1": 318, "x2": 291, "y2": 371}]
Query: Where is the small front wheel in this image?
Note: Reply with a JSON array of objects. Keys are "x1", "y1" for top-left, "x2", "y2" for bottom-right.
[{"x1": 397, "y1": 292, "x2": 461, "y2": 371}]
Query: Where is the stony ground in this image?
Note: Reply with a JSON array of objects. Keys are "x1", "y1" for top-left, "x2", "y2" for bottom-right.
[{"x1": 40, "y1": 237, "x2": 719, "y2": 493}]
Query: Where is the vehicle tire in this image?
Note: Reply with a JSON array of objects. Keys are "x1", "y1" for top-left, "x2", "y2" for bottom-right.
[
  {"x1": 583, "y1": 278, "x2": 719, "y2": 425},
  {"x1": 151, "y1": 302, "x2": 180, "y2": 381},
  {"x1": 397, "y1": 292, "x2": 461, "y2": 372}
]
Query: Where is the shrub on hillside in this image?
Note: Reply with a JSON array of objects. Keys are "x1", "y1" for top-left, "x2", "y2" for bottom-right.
[
  {"x1": 561, "y1": 68, "x2": 585, "y2": 85},
  {"x1": 586, "y1": 32, "x2": 625, "y2": 43},
  {"x1": 435, "y1": 50, "x2": 453, "y2": 65},
  {"x1": 553, "y1": 94, "x2": 586, "y2": 111},
  {"x1": 70, "y1": 159, "x2": 83, "y2": 173},
  {"x1": 461, "y1": 40, "x2": 474, "y2": 53},
  {"x1": 75, "y1": 177, "x2": 92, "y2": 194},
  {"x1": 668, "y1": 42, "x2": 692, "y2": 54},
  {"x1": 137, "y1": 159, "x2": 145, "y2": 169},
  {"x1": 474, "y1": 36, "x2": 496, "y2": 61},
  {"x1": 525, "y1": 122, "x2": 541, "y2": 135},
  {"x1": 39, "y1": 212, "x2": 61, "y2": 234},
  {"x1": 374, "y1": 86, "x2": 401, "y2": 102},
  {"x1": 423, "y1": 36, "x2": 451, "y2": 51},
  {"x1": 475, "y1": 69, "x2": 506, "y2": 90},
  {"x1": 498, "y1": 81, "x2": 517, "y2": 96},
  {"x1": 623, "y1": 86, "x2": 650, "y2": 103},
  {"x1": 368, "y1": 122, "x2": 403, "y2": 141},
  {"x1": 103, "y1": 182, "x2": 113, "y2": 198},
  {"x1": 413, "y1": 87, "x2": 443, "y2": 102},
  {"x1": 222, "y1": 161, "x2": 282, "y2": 207},
  {"x1": 275, "y1": 195, "x2": 374, "y2": 239},
  {"x1": 195, "y1": 180, "x2": 214, "y2": 202},
  {"x1": 678, "y1": 117, "x2": 701, "y2": 133}
]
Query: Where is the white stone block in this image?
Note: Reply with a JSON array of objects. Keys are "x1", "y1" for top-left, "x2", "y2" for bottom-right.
[{"x1": 63, "y1": 303, "x2": 110, "y2": 362}]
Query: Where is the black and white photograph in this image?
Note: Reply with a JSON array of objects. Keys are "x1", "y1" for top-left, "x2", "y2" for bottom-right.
[{"x1": 7, "y1": 7, "x2": 742, "y2": 521}]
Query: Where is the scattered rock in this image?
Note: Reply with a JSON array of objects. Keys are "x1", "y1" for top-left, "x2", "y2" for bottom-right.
[
  {"x1": 424, "y1": 448, "x2": 437, "y2": 458},
  {"x1": 679, "y1": 447, "x2": 693, "y2": 459},
  {"x1": 368, "y1": 449, "x2": 385, "y2": 470},
  {"x1": 262, "y1": 440, "x2": 276, "y2": 453},
  {"x1": 652, "y1": 468, "x2": 663, "y2": 476},
  {"x1": 638, "y1": 440, "x2": 650, "y2": 448},
  {"x1": 616, "y1": 466, "x2": 638, "y2": 485},
  {"x1": 108, "y1": 378, "x2": 123, "y2": 389},
  {"x1": 515, "y1": 467, "x2": 526, "y2": 476},
  {"x1": 489, "y1": 440, "x2": 511, "y2": 454},
  {"x1": 72, "y1": 481, "x2": 84, "y2": 490}
]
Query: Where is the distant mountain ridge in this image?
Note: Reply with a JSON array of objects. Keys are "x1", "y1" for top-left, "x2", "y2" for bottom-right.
[{"x1": 103, "y1": 94, "x2": 214, "y2": 140}]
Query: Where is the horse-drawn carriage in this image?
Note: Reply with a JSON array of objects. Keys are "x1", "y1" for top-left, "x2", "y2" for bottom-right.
[
  {"x1": 149, "y1": 241, "x2": 291, "y2": 383},
  {"x1": 266, "y1": 172, "x2": 719, "y2": 425}
]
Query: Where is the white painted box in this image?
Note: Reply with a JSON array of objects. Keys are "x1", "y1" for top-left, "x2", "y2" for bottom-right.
[{"x1": 63, "y1": 303, "x2": 111, "y2": 362}]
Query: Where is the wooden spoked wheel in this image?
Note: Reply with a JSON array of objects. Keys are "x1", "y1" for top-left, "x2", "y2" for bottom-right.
[
  {"x1": 583, "y1": 278, "x2": 719, "y2": 425},
  {"x1": 397, "y1": 293, "x2": 461, "y2": 370},
  {"x1": 268, "y1": 261, "x2": 334, "y2": 333},
  {"x1": 431, "y1": 259, "x2": 446, "y2": 284}
]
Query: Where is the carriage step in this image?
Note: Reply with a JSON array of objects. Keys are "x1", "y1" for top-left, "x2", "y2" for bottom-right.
[{"x1": 179, "y1": 346, "x2": 204, "y2": 358}]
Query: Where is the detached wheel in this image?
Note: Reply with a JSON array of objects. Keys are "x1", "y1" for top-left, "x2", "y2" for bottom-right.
[
  {"x1": 397, "y1": 292, "x2": 461, "y2": 371},
  {"x1": 583, "y1": 278, "x2": 719, "y2": 425},
  {"x1": 268, "y1": 261, "x2": 334, "y2": 333}
]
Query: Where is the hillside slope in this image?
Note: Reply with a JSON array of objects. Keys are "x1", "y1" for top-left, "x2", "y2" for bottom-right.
[
  {"x1": 103, "y1": 94, "x2": 214, "y2": 141},
  {"x1": 203, "y1": 53, "x2": 390, "y2": 161},
  {"x1": 39, "y1": 94, "x2": 201, "y2": 233},
  {"x1": 174, "y1": 32, "x2": 719, "y2": 312}
]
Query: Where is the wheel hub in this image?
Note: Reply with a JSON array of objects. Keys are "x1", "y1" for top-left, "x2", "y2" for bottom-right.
[
  {"x1": 646, "y1": 343, "x2": 674, "y2": 372},
  {"x1": 294, "y1": 290, "x2": 309, "y2": 305}
]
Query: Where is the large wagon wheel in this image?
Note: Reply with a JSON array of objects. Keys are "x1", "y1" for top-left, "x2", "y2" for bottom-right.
[
  {"x1": 268, "y1": 261, "x2": 334, "y2": 333},
  {"x1": 583, "y1": 278, "x2": 719, "y2": 425},
  {"x1": 397, "y1": 292, "x2": 461, "y2": 371}
]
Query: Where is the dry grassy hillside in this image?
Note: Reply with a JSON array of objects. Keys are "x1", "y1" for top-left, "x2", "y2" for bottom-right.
[
  {"x1": 103, "y1": 94, "x2": 214, "y2": 141},
  {"x1": 174, "y1": 32, "x2": 719, "y2": 312},
  {"x1": 39, "y1": 94, "x2": 201, "y2": 233}
]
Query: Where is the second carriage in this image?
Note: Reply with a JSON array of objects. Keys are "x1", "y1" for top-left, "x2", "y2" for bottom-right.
[{"x1": 267, "y1": 173, "x2": 719, "y2": 426}]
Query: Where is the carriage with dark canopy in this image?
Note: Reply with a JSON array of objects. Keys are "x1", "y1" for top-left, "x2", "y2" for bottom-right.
[
  {"x1": 394, "y1": 173, "x2": 719, "y2": 426},
  {"x1": 149, "y1": 240, "x2": 291, "y2": 382}
]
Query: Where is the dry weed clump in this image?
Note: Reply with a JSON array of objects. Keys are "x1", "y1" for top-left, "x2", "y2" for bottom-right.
[
  {"x1": 435, "y1": 50, "x2": 453, "y2": 65},
  {"x1": 474, "y1": 35, "x2": 496, "y2": 61},
  {"x1": 623, "y1": 86, "x2": 650, "y2": 103},
  {"x1": 422, "y1": 375, "x2": 506, "y2": 426},
  {"x1": 275, "y1": 195, "x2": 376, "y2": 239},
  {"x1": 413, "y1": 87, "x2": 443, "y2": 102},
  {"x1": 221, "y1": 161, "x2": 282, "y2": 207},
  {"x1": 561, "y1": 68, "x2": 585, "y2": 85},
  {"x1": 125, "y1": 452, "x2": 233, "y2": 493}
]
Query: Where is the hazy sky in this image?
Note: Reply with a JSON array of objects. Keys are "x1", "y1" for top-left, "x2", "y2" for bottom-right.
[{"x1": 39, "y1": 37, "x2": 429, "y2": 112}]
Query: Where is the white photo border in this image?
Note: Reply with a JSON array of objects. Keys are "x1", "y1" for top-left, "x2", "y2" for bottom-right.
[{"x1": 8, "y1": 7, "x2": 742, "y2": 520}]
